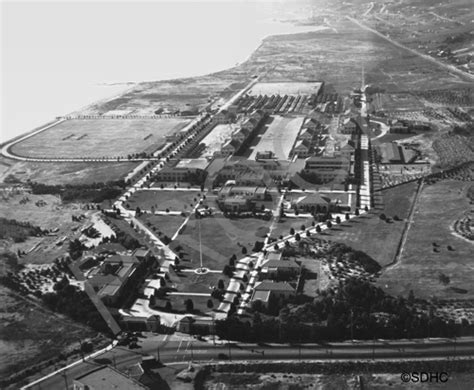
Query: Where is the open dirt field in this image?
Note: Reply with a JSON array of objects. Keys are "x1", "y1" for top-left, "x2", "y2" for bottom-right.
[
  {"x1": 0, "y1": 157, "x2": 139, "y2": 186},
  {"x1": 377, "y1": 180, "x2": 474, "y2": 300},
  {"x1": 0, "y1": 286, "x2": 95, "y2": 381},
  {"x1": 249, "y1": 115, "x2": 304, "y2": 160},
  {"x1": 0, "y1": 191, "x2": 92, "y2": 265},
  {"x1": 248, "y1": 81, "x2": 323, "y2": 96},
  {"x1": 10, "y1": 118, "x2": 189, "y2": 158}
]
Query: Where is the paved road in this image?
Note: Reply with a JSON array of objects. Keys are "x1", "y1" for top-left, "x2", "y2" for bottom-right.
[{"x1": 24, "y1": 336, "x2": 474, "y2": 389}]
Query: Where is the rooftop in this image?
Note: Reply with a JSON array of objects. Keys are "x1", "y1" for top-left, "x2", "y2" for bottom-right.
[
  {"x1": 252, "y1": 290, "x2": 271, "y2": 303},
  {"x1": 74, "y1": 365, "x2": 148, "y2": 390},
  {"x1": 254, "y1": 281, "x2": 295, "y2": 292},
  {"x1": 262, "y1": 259, "x2": 300, "y2": 269},
  {"x1": 175, "y1": 158, "x2": 210, "y2": 170}
]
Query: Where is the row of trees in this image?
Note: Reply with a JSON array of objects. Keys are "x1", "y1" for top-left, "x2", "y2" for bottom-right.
[{"x1": 216, "y1": 279, "x2": 473, "y2": 343}]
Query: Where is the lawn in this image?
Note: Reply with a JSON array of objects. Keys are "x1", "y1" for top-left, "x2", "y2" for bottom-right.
[
  {"x1": 10, "y1": 118, "x2": 189, "y2": 158},
  {"x1": 324, "y1": 181, "x2": 419, "y2": 268},
  {"x1": 171, "y1": 215, "x2": 271, "y2": 270},
  {"x1": 155, "y1": 295, "x2": 220, "y2": 316},
  {"x1": 377, "y1": 180, "x2": 474, "y2": 300},
  {"x1": 270, "y1": 215, "x2": 316, "y2": 240},
  {"x1": 126, "y1": 190, "x2": 202, "y2": 212},
  {"x1": 138, "y1": 214, "x2": 186, "y2": 240}
]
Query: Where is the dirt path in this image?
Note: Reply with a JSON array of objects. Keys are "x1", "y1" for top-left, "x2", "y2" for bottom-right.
[
  {"x1": 385, "y1": 179, "x2": 424, "y2": 269},
  {"x1": 346, "y1": 16, "x2": 474, "y2": 83}
]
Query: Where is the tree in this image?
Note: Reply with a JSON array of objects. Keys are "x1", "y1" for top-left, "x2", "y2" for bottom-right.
[
  {"x1": 326, "y1": 220, "x2": 332, "y2": 228},
  {"x1": 379, "y1": 213, "x2": 386, "y2": 220},
  {"x1": 355, "y1": 208, "x2": 360, "y2": 216},
  {"x1": 241, "y1": 247, "x2": 247, "y2": 255},
  {"x1": 217, "y1": 279, "x2": 225, "y2": 290},
  {"x1": 301, "y1": 225, "x2": 306, "y2": 231},
  {"x1": 149, "y1": 295, "x2": 156, "y2": 307},
  {"x1": 336, "y1": 216, "x2": 341, "y2": 224},
  {"x1": 345, "y1": 213, "x2": 350, "y2": 221},
  {"x1": 207, "y1": 299, "x2": 214, "y2": 309},
  {"x1": 223, "y1": 265, "x2": 233, "y2": 278},
  {"x1": 274, "y1": 244, "x2": 279, "y2": 250},
  {"x1": 229, "y1": 257, "x2": 235, "y2": 267},
  {"x1": 165, "y1": 301, "x2": 172, "y2": 311},
  {"x1": 364, "y1": 205, "x2": 369, "y2": 212},
  {"x1": 295, "y1": 233, "x2": 301, "y2": 241},
  {"x1": 185, "y1": 299, "x2": 194, "y2": 312},
  {"x1": 290, "y1": 228, "x2": 295, "y2": 235}
]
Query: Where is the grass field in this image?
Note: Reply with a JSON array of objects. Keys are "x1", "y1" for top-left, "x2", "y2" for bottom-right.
[
  {"x1": 126, "y1": 190, "x2": 202, "y2": 212},
  {"x1": 325, "y1": 181, "x2": 419, "y2": 268},
  {"x1": 377, "y1": 180, "x2": 474, "y2": 300},
  {"x1": 10, "y1": 118, "x2": 189, "y2": 158},
  {"x1": 139, "y1": 214, "x2": 186, "y2": 240},
  {"x1": 171, "y1": 216, "x2": 270, "y2": 270},
  {"x1": 270, "y1": 215, "x2": 316, "y2": 240}
]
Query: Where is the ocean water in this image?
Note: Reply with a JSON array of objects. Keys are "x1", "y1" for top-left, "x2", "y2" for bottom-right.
[{"x1": 1, "y1": 1, "x2": 319, "y2": 143}]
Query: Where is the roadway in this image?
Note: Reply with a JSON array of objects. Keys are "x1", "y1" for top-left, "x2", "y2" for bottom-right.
[{"x1": 24, "y1": 336, "x2": 474, "y2": 389}]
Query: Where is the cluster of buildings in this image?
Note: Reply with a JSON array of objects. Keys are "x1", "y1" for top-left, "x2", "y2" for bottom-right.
[
  {"x1": 81, "y1": 248, "x2": 154, "y2": 307},
  {"x1": 154, "y1": 158, "x2": 209, "y2": 184},
  {"x1": 389, "y1": 119, "x2": 431, "y2": 134},
  {"x1": 251, "y1": 252, "x2": 300, "y2": 309},
  {"x1": 220, "y1": 110, "x2": 266, "y2": 157},
  {"x1": 375, "y1": 143, "x2": 418, "y2": 165},
  {"x1": 291, "y1": 118, "x2": 328, "y2": 158},
  {"x1": 217, "y1": 184, "x2": 269, "y2": 212}
]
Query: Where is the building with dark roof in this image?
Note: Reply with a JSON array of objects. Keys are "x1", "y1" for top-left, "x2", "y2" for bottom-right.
[
  {"x1": 376, "y1": 143, "x2": 418, "y2": 164},
  {"x1": 290, "y1": 192, "x2": 330, "y2": 213},
  {"x1": 221, "y1": 139, "x2": 242, "y2": 157},
  {"x1": 73, "y1": 365, "x2": 149, "y2": 390},
  {"x1": 261, "y1": 258, "x2": 300, "y2": 279},
  {"x1": 154, "y1": 159, "x2": 209, "y2": 183},
  {"x1": 252, "y1": 281, "x2": 295, "y2": 306}
]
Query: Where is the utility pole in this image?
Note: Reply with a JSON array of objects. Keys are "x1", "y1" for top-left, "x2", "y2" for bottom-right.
[
  {"x1": 62, "y1": 371, "x2": 68, "y2": 390},
  {"x1": 372, "y1": 335, "x2": 375, "y2": 361},
  {"x1": 156, "y1": 346, "x2": 161, "y2": 363},
  {"x1": 350, "y1": 309, "x2": 354, "y2": 341},
  {"x1": 78, "y1": 339, "x2": 84, "y2": 362}
]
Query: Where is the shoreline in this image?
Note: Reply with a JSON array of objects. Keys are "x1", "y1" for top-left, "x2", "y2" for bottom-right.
[{"x1": 2, "y1": 25, "x2": 328, "y2": 146}]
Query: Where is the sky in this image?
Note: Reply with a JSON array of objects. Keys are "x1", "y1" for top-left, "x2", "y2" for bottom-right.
[{"x1": 1, "y1": 1, "x2": 314, "y2": 143}]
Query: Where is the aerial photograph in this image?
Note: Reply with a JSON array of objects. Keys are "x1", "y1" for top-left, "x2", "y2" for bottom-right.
[{"x1": 1, "y1": 0, "x2": 473, "y2": 388}]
